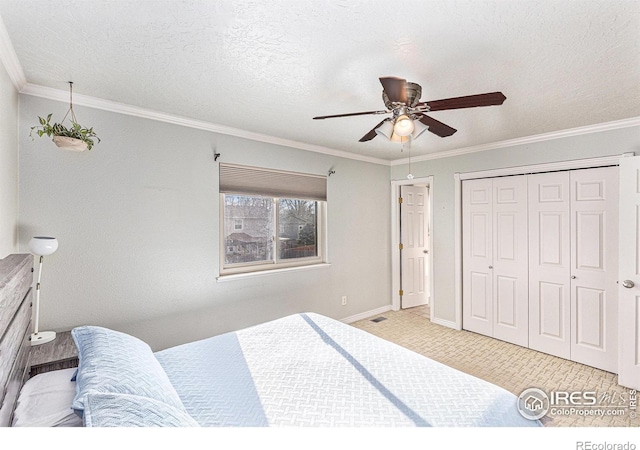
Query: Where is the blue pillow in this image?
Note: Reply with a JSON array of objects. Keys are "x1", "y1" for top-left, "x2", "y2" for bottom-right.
[
  {"x1": 83, "y1": 393, "x2": 200, "y2": 427},
  {"x1": 71, "y1": 326, "x2": 186, "y2": 416}
]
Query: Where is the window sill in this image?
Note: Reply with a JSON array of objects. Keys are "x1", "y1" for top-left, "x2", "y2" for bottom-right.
[{"x1": 216, "y1": 263, "x2": 331, "y2": 282}]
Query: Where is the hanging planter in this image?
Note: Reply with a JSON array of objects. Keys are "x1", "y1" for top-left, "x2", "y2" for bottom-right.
[
  {"x1": 52, "y1": 135, "x2": 88, "y2": 152},
  {"x1": 30, "y1": 82, "x2": 100, "y2": 151}
]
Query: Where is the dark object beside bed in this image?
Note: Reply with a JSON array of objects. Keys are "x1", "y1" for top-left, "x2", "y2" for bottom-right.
[{"x1": 0, "y1": 254, "x2": 33, "y2": 427}]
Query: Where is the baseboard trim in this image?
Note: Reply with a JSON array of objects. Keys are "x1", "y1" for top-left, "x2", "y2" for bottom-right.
[
  {"x1": 431, "y1": 317, "x2": 460, "y2": 331},
  {"x1": 341, "y1": 305, "x2": 392, "y2": 324}
]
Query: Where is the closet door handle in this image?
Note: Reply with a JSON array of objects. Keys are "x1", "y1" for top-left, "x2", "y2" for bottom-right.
[
  {"x1": 571, "y1": 276, "x2": 576, "y2": 279},
  {"x1": 622, "y1": 280, "x2": 635, "y2": 289},
  {"x1": 488, "y1": 265, "x2": 493, "y2": 269}
]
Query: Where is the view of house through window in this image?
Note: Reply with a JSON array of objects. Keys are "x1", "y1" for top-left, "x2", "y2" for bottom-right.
[
  {"x1": 224, "y1": 195, "x2": 273, "y2": 264},
  {"x1": 223, "y1": 195, "x2": 319, "y2": 270},
  {"x1": 219, "y1": 163, "x2": 326, "y2": 275},
  {"x1": 278, "y1": 199, "x2": 317, "y2": 260}
]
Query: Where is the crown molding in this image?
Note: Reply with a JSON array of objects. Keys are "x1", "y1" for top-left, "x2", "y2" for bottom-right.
[
  {"x1": 13, "y1": 74, "x2": 639, "y2": 169},
  {"x1": 20, "y1": 83, "x2": 391, "y2": 166},
  {"x1": 391, "y1": 116, "x2": 640, "y2": 165},
  {"x1": 0, "y1": 15, "x2": 26, "y2": 91},
  {"x1": 17, "y1": 81, "x2": 640, "y2": 167}
]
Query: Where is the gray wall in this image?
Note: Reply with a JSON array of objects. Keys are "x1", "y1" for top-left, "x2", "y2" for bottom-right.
[
  {"x1": 392, "y1": 127, "x2": 640, "y2": 323},
  {"x1": 0, "y1": 62, "x2": 18, "y2": 258},
  {"x1": 19, "y1": 95, "x2": 391, "y2": 350}
]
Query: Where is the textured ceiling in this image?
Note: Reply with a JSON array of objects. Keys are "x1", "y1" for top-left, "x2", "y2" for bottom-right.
[{"x1": 0, "y1": 0, "x2": 638, "y2": 161}]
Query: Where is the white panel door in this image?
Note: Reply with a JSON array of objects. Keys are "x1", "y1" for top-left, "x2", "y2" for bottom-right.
[
  {"x1": 463, "y1": 178, "x2": 493, "y2": 336},
  {"x1": 400, "y1": 185, "x2": 429, "y2": 309},
  {"x1": 570, "y1": 167, "x2": 619, "y2": 373},
  {"x1": 528, "y1": 172, "x2": 571, "y2": 359},
  {"x1": 618, "y1": 156, "x2": 640, "y2": 389},
  {"x1": 492, "y1": 176, "x2": 529, "y2": 347}
]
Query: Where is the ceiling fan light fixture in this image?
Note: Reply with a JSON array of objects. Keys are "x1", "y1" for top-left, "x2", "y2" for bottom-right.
[
  {"x1": 394, "y1": 114, "x2": 414, "y2": 137},
  {"x1": 374, "y1": 120, "x2": 395, "y2": 140},
  {"x1": 314, "y1": 76, "x2": 505, "y2": 144},
  {"x1": 411, "y1": 119, "x2": 429, "y2": 140},
  {"x1": 390, "y1": 133, "x2": 410, "y2": 144}
]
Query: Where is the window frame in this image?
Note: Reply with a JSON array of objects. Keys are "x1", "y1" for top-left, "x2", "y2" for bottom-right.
[{"x1": 219, "y1": 194, "x2": 327, "y2": 276}]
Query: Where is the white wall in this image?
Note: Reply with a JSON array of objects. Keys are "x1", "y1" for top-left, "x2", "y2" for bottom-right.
[
  {"x1": 18, "y1": 95, "x2": 391, "y2": 350},
  {"x1": 391, "y1": 126, "x2": 640, "y2": 324},
  {"x1": 0, "y1": 60, "x2": 18, "y2": 258}
]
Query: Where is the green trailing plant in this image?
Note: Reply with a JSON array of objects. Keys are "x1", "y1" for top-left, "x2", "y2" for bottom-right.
[{"x1": 30, "y1": 113, "x2": 100, "y2": 150}]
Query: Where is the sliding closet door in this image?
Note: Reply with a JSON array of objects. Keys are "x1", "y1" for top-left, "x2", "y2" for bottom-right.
[
  {"x1": 570, "y1": 166, "x2": 619, "y2": 373},
  {"x1": 463, "y1": 178, "x2": 493, "y2": 336},
  {"x1": 528, "y1": 172, "x2": 571, "y2": 359},
  {"x1": 492, "y1": 176, "x2": 529, "y2": 347}
]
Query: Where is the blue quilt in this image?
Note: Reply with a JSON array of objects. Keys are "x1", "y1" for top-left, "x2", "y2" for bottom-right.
[{"x1": 155, "y1": 313, "x2": 540, "y2": 427}]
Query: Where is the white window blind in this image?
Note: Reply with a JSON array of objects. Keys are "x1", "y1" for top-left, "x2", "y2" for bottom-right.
[{"x1": 219, "y1": 164, "x2": 327, "y2": 201}]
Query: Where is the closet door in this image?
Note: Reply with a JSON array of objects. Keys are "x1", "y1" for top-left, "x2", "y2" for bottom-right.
[
  {"x1": 492, "y1": 176, "x2": 529, "y2": 347},
  {"x1": 570, "y1": 167, "x2": 619, "y2": 373},
  {"x1": 618, "y1": 155, "x2": 640, "y2": 389},
  {"x1": 462, "y1": 178, "x2": 493, "y2": 336},
  {"x1": 528, "y1": 172, "x2": 571, "y2": 359}
]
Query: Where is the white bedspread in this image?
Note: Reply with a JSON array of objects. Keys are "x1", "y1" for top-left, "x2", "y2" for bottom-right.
[{"x1": 155, "y1": 313, "x2": 540, "y2": 427}]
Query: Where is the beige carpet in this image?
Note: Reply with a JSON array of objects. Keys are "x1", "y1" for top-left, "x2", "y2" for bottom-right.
[{"x1": 351, "y1": 306, "x2": 639, "y2": 427}]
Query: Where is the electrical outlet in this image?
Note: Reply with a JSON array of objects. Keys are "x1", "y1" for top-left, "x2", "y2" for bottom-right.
[{"x1": 341, "y1": 296, "x2": 347, "y2": 306}]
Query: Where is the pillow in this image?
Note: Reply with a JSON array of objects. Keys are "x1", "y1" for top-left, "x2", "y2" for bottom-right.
[
  {"x1": 83, "y1": 393, "x2": 200, "y2": 427},
  {"x1": 12, "y1": 368, "x2": 83, "y2": 427},
  {"x1": 71, "y1": 326, "x2": 186, "y2": 416}
]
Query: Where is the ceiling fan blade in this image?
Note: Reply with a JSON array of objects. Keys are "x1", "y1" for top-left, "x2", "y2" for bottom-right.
[
  {"x1": 421, "y1": 92, "x2": 506, "y2": 112},
  {"x1": 313, "y1": 110, "x2": 388, "y2": 120},
  {"x1": 418, "y1": 115, "x2": 457, "y2": 137},
  {"x1": 379, "y1": 77, "x2": 407, "y2": 104},
  {"x1": 358, "y1": 119, "x2": 388, "y2": 142}
]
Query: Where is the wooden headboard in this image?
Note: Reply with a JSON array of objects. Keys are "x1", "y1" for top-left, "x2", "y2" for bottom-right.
[{"x1": 0, "y1": 254, "x2": 33, "y2": 427}]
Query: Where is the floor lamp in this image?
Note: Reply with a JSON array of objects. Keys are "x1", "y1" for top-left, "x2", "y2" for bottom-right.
[{"x1": 30, "y1": 236, "x2": 59, "y2": 346}]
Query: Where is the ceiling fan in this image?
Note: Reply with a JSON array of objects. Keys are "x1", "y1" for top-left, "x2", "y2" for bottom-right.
[{"x1": 313, "y1": 76, "x2": 506, "y2": 143}]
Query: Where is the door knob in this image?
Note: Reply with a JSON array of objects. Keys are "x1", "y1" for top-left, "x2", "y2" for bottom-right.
[
  {"x1": 622, "y1": 280, "x2": 635, "y2": 289},
  {"x1": 488, "y1": 265, "x2": 493, "y2": 269},
  {"x1": 571, "y1": 276, "x2": 576, "y2": 279}
]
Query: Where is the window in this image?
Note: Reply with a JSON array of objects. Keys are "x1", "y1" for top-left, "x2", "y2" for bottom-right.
[{"x1": 219, "y1": 164, "x2": 327, "y2": 275}]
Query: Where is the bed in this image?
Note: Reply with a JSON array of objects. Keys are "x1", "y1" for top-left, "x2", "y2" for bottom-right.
[{"x1": 0, "y1": 253, "x2": 541, "y2": 427}]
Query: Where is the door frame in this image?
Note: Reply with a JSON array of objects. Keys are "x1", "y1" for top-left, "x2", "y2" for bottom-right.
[
  {"x1": 453, "y1": 153, "x2": 633, "y2": 331},
  {"x1": 391, "y1": 176, "x2": 434, "y2": 319}
]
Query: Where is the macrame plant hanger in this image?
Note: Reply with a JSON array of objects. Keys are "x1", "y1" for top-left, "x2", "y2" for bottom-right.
[
  {"x1": 50, "y1": 81, "x2": 99, "y2": 152},
  {"x1": 61, "y1": 81, "x2": 78, "y2": 125},
  {"x1": 50, "y1": 81, "x2": 87, "y2": 151}
]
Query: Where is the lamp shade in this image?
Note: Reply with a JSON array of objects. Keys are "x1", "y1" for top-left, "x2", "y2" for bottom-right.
[
  {"x1": 29, "y1": 236, "x2": 59, "y2": 256},
  {"x1": 375, "y1": 120, "x2": 395, "y2": 140},
  {"x1": 393, "y1": 115, "x2": 415, "y2": 137},
  {"x1": 411, "y1": 120, "x2": 429, "y2": 140}
]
